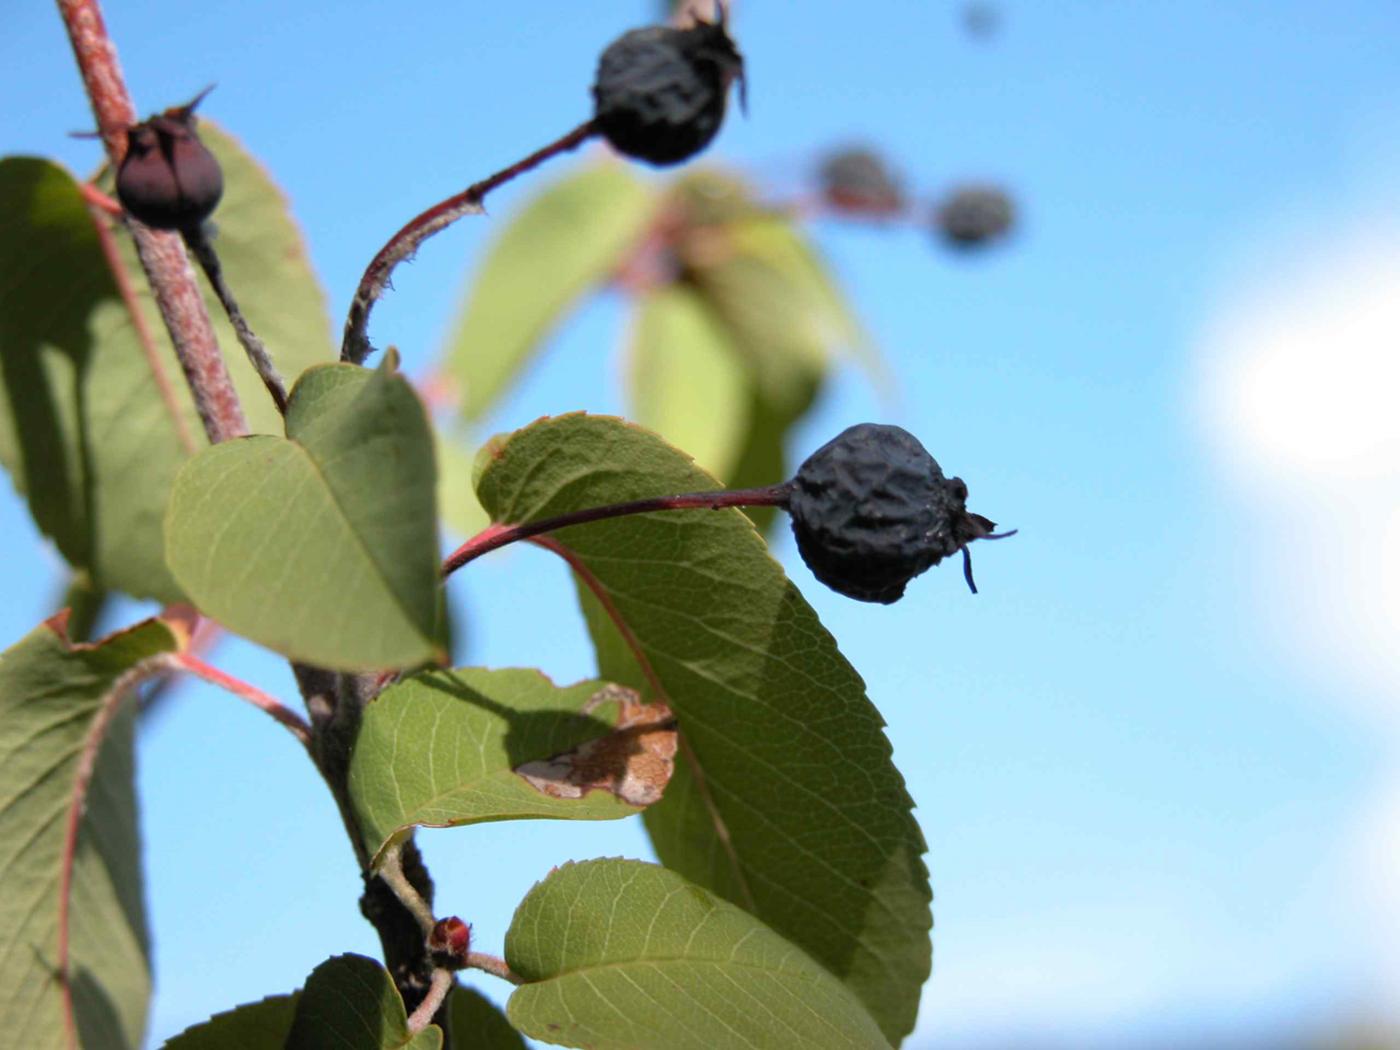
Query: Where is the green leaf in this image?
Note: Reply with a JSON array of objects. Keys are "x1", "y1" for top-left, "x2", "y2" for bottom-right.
[
  {"x1": 449, "y1": 985, "x2": 526, "y2": 1050},
  {"x1": 627, "y1": 285, "x2": 749, "y2": 481},
  {"x1": 0, "y1": 130, "x2": 332, "y2": 604},
  {"x1": 165, "y1": 358, "x2": 442, "y2": 671},
  {"x1": 0, "y1": 156, "x2": 192, "y2": 602},
  {"x1": 0, "y1": 611, "x2": 188, "y2": 1050},
  {"x1": 284, "y1": 954, "x2": 441, "y2": 1050},
  {"x1": 163, "y1": 994, "x2": 298, "y2": 1048},
  {"x1": 444, "y1": 163, "x2": 658, "y2": 421},
  {"x1": 474, "y1": 415, "x2": 930, "y2": 1044},
  {"x1": 505, "y1": 859, "x2": 890, "y2": 1050},
  {"x1": 350, "y1": 668, "x2": 664, "y2": 867}
]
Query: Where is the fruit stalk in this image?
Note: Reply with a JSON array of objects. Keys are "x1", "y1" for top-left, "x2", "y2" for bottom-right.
[
  {"x1": 340, "y1": 119, "x2": 598, "y2": 365},
  {"x1": 441, "y1": 483, "x2": 794, "y2": 577}
]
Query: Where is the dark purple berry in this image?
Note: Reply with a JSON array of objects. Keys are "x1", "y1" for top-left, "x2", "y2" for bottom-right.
[
  {"x1": 116, "y1": 92, "x2": 223, "y2": 231},
  {"x1": 818, "y1": 147, "x2": 905, "y2": 217},
  {"x1": 787, "y1": 423, "x2": 1003, "y2": 603},
  {"x1": 592, "y1": 14, "x2": 744, "y2": 166},
  {"x1": 933, "y1": 184, "x2": 1015, "y2": 250}
]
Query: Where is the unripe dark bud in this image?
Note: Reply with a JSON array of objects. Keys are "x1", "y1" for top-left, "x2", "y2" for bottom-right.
[
  {"x1": 427, "y1": 916, "x2": 472, "y2": 970},
  {"x1": 788, "y1": 423, "x2": 1002, "y2": 603},
  {"x1": 933, "y1": 184, "x2": 1015, "y2": 249},
  {"x1": 592, "y1": 14, "x2": 744, "y2": 166},
  {"x1": 819, "y1": 148, "x2": 905, "y2": 217},
  {"x1": 116, "y1": 93, "x2": 223, "y2": 231}
]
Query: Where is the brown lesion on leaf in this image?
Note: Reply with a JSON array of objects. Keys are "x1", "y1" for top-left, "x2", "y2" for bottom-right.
[{"x1": 515, "y1": 684, "x2": 677, "y2": 807}]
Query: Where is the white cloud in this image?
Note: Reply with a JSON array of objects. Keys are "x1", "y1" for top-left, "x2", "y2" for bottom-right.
[
  {"x1": 1201, "y1": 234, "x2": 1400, "y2": 490},
  {"x1": 1199, "y1": 226, "x2": 1400, "y2": 1016},
  {"x1": 1199, "y1": 232, "x2": 1400, "y2": 713}
]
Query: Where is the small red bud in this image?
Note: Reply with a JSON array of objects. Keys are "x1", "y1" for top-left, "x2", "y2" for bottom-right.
[
  {"x1": 116, "y1": 94, "x2": 223, "y2": 231},
  {"x1": 427, "y1": 916, "x2": 471, "y2": 969}
]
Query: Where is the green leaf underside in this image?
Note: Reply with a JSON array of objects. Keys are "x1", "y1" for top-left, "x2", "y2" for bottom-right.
[
  {"x1": 506, "y1": 859, "x2": 890, "y2": 1050},
  {"x1": 474, "y1": 415, "x2": 931, "y2": 1044},
  {"x1": 449, "y1": 985, "x2": 527, "y2": 1050},
  {"x1": 162, "y1": 994, "x2": 298, "y2": 1048},
  {"x1": 445, "y1": 163, "x2": 658, "y2": 421},
  {"x1": 0, "y1": 130, "x2": 331, "y2": 604},
  {"x1": 0, "y1": 157, "x2": 189, "y2": 602},
  {"x1": 0, "y1": 615, "x2": 183, "y2": 1050},
  {"x1": 165, "y1": 360, "x2": 441, "y2": 671},
  {"x1": 627, "y1": 285, "x2": 749, "y2": 481},
  {"x1": 350, "y1": 668, "x2": 646, "y2": 867},
  {"x1": 284, "y1": 954, "x2": 441, "y2": 1050}
]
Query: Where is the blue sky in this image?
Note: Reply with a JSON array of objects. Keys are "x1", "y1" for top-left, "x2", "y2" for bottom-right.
[{"x1": 6, "y1": 1, "x2": 1400, "y2": 1046}]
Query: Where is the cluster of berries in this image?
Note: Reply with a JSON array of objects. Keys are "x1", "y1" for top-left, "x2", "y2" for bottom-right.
[{"x1": 818, "y1": 147, "x2": 1016, "y2": 250}]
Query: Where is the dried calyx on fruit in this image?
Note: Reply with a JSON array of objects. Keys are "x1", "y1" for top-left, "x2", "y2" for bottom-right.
[
  {"x1": 819, "y1": 147, "x2": 906, "y2": 217},
  {"x1": 787, "y1": 423, "x2": 1012, "y2": 603},
  {"x1": 116, "y1": 87, "x2": 223, "y2": 231},
  {"x1": 933, "y1": 183, "x2": 1015, "y2": 250},
  {"x1": 592, "y1": 9, "x2": 744, "y2": 166}
]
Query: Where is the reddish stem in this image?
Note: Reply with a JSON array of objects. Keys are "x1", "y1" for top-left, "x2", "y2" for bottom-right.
[
  {"x1": 85, "y1": 200, "x2": 198, "y2": 455},
  {"x1": 57, "y1": 0, "x2": 247, "y2": 444},
  {"x1": 441, "y1": 483, "x2": 792, "y2": 578},
  {"x1": 169, "y1": 652, "x2": 312, "y2": 747},
  {"x1": 341, "y1": 120, "x2": 599, "y2": 364},
  {"x1": 79, "y1": 181, "x2": 122, "y2": 216}
]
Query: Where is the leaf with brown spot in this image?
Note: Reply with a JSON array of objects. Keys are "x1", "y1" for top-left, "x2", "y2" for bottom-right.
[
  {"x1": 516, "y1": 686, "x2": 676, "y2": 806},
  {"x1": 348, "y1": 668, "x2": 665, "y2": 868}
]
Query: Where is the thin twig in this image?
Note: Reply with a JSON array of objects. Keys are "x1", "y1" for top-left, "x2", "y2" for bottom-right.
[
  {"x1": 57, "y1": 0, "x2": 247, "y2": 443},
  {"x1": 441, "y1": 483, "x2": 792, "y2": 578},
  {"x1": 183, "y1": 227, "x2": 288, "y2": 413},
  {"x1": 340, "y1": 120, "x2": 599, "y2": 364},
  {"x1": 466, "y1": 951, "x2": 524, "y2": 986},
  {"x1": 79, "y1": 181, "x2": 122, "y2": 216},
  {"x1": 405, "y1": 969, "x2": 454, "y2": 1033},
  {"x1": 377, "y1": 841, "x2": 437, "y2": 935},
  {"x1": 167, "y1": 652, "x2": 312, "y2": 747}
]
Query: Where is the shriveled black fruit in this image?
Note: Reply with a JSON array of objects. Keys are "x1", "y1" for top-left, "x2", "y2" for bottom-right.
[
  {"x1": 819, "y1": 147, "x2": 905, "y2": 216},
  {"x1": 933, "y1": 184, "x2": 1015, "y2": 249},
  {"x1": 592, "y1": 14, "x2": 744, "y2": 166},
  {"x1": 116, "y1": 92, "x2": 223, "y2": 231},
  {"x1": 788, "y1": 423, "x2": 1000, "y2": 603}
]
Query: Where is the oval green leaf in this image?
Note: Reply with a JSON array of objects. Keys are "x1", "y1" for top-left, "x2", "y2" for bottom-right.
[
  {"x1": 163, "y1": 994, "x2": 298, "y2": 1049},
  {"x1": 0, "y1": 611, "x2": 187, "y2": 1050},
  {"x1": 350, "y1": 668, "x2": 664, "y2": 867},
  {"x1": 506, "y1": 859, "x2": 890, "y2": 1050},
  {"x1": 443, "y1": 163, "x2": 657, "y2": 421},
  {"x1": 165, "y1": 359, "x2": 441, "y2": 671},
  {"x1": 474, "y1": 414, "x2": 931, "y2": 1044},
  {"x1": 284, "y1": 955, "x2": 441, "y2": 1050}
]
